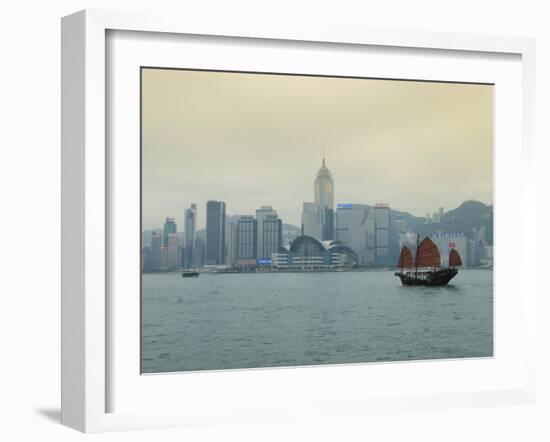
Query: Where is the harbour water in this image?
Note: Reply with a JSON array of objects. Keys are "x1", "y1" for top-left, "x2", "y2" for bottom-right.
[{"x1": 141, "y1": 269, "x2": 493, "y2": 373}]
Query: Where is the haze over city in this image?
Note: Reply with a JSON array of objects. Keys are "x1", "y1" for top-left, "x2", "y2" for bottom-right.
[{"x1": 142, "y1": 68, "x2": 493, "y2": 230}]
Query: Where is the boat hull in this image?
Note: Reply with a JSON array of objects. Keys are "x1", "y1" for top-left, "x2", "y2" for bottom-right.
[
  {"x1": 181, "y1": 271, "x2": 199, "y2": 278},
  {"x1": 394, "y1": 268, "x2": 458, "y2": 286}
]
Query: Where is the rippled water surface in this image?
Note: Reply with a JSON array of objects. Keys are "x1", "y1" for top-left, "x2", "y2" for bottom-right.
[{"x1": 141, "y1": 269, "x2": 493, "y2": 373}]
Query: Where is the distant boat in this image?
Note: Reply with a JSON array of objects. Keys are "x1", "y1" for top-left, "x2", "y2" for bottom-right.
[
  {"x1": 181, "y1": 270, "x2": 199, "y2": 278},
  {"x1": 394, "y1": 235, "x2": 462, "y2": 286}
]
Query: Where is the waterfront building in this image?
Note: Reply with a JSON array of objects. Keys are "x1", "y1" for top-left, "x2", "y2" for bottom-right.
[
  {"x1": 261, "y1": 214, "x2": 282, "y2": 260},
  {"x1": 271, "y1": 235, "x2": 357, "y2": 270},
  {"x1": 166, "y1": 233, "x2": 180, "y2": 270},
  {"x1": 183, "y1": 203, "x2": 197, "y2": 268},
  {"x1": 193, "y1": 236, "x2": 206, "y2": 268},
  {"x1": 468, "y1": 226, "x2": 487, "y2": 267},
  {"x1": 468, "y1": 239, "x2": 477, "y2": 267},
  {"x1": 224, "y1": 215, "x2": 231, "y2": 261},
  {"x1": 149, "y1": 231, "x2": 162, "y2": 271},
  {"x1": 159, "y1": 246, "x2": 168, "y2": 270},
  {"x1": 374, "y1": 203, "x2": 390, "y2": 266},
  {"x1": 335, "y1": 203, "x2": 370, "y2": 265},
  {"x1": 227, "y1": 215, "x2": 240, "y2": 266},
  {"x1": 481, "y1": 245, "x2": 493, "y2": 267},
  {"x1": 365, "y1": 208, "x2": 376, "y2": 265},
  {"x1": 183, "y1": 245, "x2": 193, "y2": 268},
  {"x1": 206, "y1": 200, "x2": 226, "y2": 265},
  {"x1": 236, "y1": 215, "x2": 257, "y2": 266},
  {"x1": 141, "y1": 246, "x2": 151, "y2": 272},
  {"x1": 256, "y1": 206, "x2": 280, "y2": 259},
  {"x1": 163, "y1": 217, "x2": 177, "y2": 247},
  {"x1": 314, "y1": 158, "x2": 334, "y2": 240}
]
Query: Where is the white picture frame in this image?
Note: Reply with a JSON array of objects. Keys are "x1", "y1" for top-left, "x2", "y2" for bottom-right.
[{"x1": 61, "y1": 9, "x2": 537, "y2": 433}]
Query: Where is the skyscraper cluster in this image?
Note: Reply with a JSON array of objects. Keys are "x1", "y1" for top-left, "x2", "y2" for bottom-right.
[
  {"x1": 141, "y1": 157, "x2": 396, "y2": 272},
  {"x1": 302, "y1": 158, "x2": 391, "y2": 267},
  {"x1": 142, "y1": 202, "x2": 283, "y2": 271}
]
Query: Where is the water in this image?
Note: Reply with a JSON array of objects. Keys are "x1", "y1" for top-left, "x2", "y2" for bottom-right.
[{"x1": 141, "y1": 269, "x2": 493, "y2": 373}]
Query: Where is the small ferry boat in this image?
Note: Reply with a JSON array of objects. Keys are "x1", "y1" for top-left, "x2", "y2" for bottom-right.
[
  {"x1": 181, "y1": 270, "x2": 200, "y2": 278},
  {"x1": 395, "y1": 236, "x2": 462, "y2": 286}
]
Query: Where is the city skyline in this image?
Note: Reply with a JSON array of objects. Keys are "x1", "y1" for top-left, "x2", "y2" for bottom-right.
[
  {"x1": 142, "y1": 190, "x2": 492, "y2": 272},
  {"x1": 142, "y1": 141, "x2": 491, "y2": 273},
  {"x1": 142, "y1": 68, "x2": 493, "y2": 230}
]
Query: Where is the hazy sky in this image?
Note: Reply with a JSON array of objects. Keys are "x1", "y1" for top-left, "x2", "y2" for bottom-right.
[{"x1": 142, "y1": 68, "x2": 493, "y2": 230}]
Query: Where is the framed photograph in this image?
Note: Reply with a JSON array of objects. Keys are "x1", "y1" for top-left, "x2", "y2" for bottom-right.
[{"x1": 61, "y1": 9, "x2": 537, "y2": 432}]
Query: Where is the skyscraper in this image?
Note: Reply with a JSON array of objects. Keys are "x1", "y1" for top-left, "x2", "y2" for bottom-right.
[
  {"x1": 227, "y1": 215, "x2": 240, "y2": 266},
  {"x1": 260, "y1": 213, "x2": 282, "y2": 260},
  {"x1": 149, "y1": 232, "x2": 162, "y2": 271},
  {"x1": 335, "y1": 203, "x2": 369, "y2": 264},
  {"x1": 163, "y1": 217, "x2": 177, "y2": 247},
  {"x1": 236, "y1": 215, "x2": 257, "y2": 265},
  {"x1": 141, "y1": 246, "x2": 151, "y2": 272},
  {"x1": 184, "y1": 203, "x2": 197, "y2": 268},
  {"x1": 206, "y1": 200, "x2": 226, "y2": 265},
  {"x1": 314, "y1": 158, "x2": 334, "y2": 240},
  {"x1": 365, "y1": 209, "x2": 376, "y2": 265},
  {"x1": 374, "y1": 203, "x2": 390, "y2": 266},
  {"x1": 301, "y1": 157, "x2": 335, "y2": 241},
  {"x1": 301, "y1": 202, "x2": 322, "y2": 238},
  {"x1": 255, "y1": 206, "x2": 277, "y2": 259},
  {"x1": 193, "y1": 236, "x2": 206, "y2": 268},
  {"x1": 159, "y1": 245, "x2": 168, "y2": 270},
  {"x1": 468, "y1": 226, "x2": 487, "y2": 267},
  {"x1": 166, "y1": 233, "x2": 180, "y2": 270}
]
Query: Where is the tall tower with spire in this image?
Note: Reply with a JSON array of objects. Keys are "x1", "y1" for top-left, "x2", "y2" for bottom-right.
[
  {"x1": 315, "y1": 157, "x2": 334, "y2": 240},
  {"x1": 314, "y1": 158, "x2": 334, "y2": 213},
  {"x1": 301, "y1": 157, "x2": 335, "y2": 240}
]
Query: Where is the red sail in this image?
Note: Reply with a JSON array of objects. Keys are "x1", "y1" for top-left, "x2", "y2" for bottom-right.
[
  {"x1": 397, "y1": 246, "x2": 413, "y2": 268},
  {"x1": 416, "y1": 237, "x2": 441, "y2": 268},
  {"x1": 449, "y1": 248, "x2": 462, "y2": 266}
]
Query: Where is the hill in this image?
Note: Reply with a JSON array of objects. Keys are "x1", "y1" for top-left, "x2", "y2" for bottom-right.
[{"x1": 408, "y1": 200, "x2": 493, "y2": 244}]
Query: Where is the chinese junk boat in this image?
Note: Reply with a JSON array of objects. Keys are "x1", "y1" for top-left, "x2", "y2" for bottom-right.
[{"x1": 394, "y1": 236, "x2": 462, "y2": 286}]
